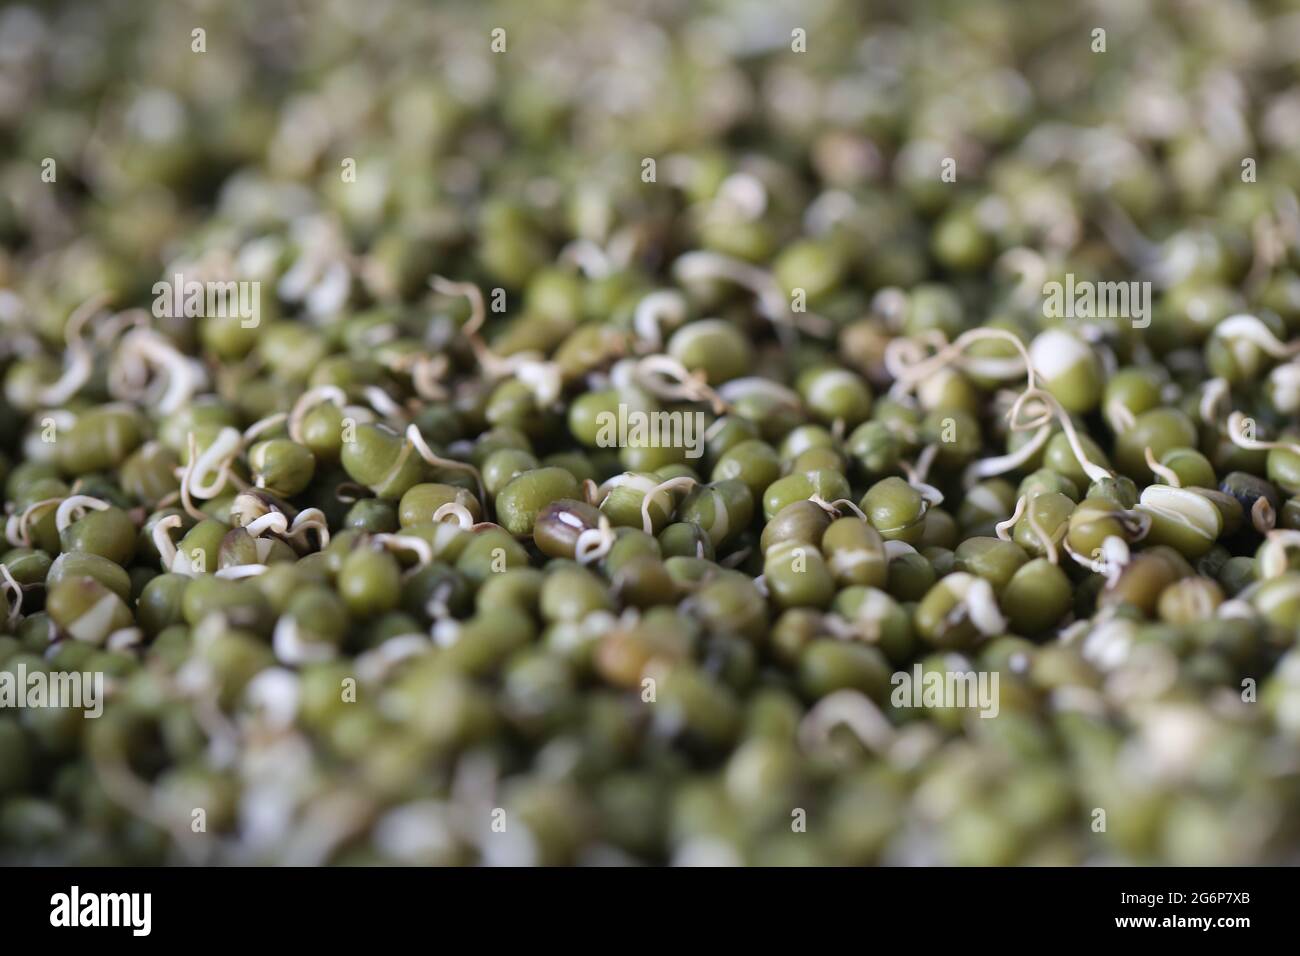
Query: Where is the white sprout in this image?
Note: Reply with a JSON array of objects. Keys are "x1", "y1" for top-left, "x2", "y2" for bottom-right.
[
  {"x1": 1199, "y1": 377, "x2": 1231, "y2": 426},
  {"x1": 632, "y1": 355, "x2": 728, "y2": 414},
  {"x1": 515, "y1": 358, "x2": 563, "y2": 408},
  {"x1": 1259, "y1": 530, "x2": 1300, "y2": 579},
  {"x1": 272, "y1": 615, "x2": 337, "y2": 665},
  {"x1": 215, "y1": 564, "x2": 271, "y2": 580},
  {"x1": 640, "y1": 476, "x2": 697, "y2": 534},
  {"x1": 287, "y1": 385, "x2": 349, "y2": 444},
  {"x1": 882, "y1": 540, "x2": 919, "y2": 560},
  {"x1": 432, "y1": 502, "x2": 475, "y2": 530},
  {"x1": 798, "y1": 689, "x2": 895, "y2": 755},
  {"x1": 430, "y1": 274, "x2": 520, "y2": 378},
  {"x1": 410, "y1": 354, "x2": 450, "y2": 400},
  {"x1": 1211, "y1": 314, "x2": 1300, "y2": 359},
  {"x1": 151, "y1": 514, "x2": 185, "y2": 573},
  {"x1": 962, "y1": 424, "x2": 1051, "y2": 487},
  {"x1": 406, "y1": 423, "x2": 485, "y2": 509},
  {"x1": 633, "y1": 290, "x2": 688, "y2": 351},
  {"x1": 110, "y1": 327, "x2": 207, "y2": 415},
  {"x1": 54, "y1": 495, "x2": 111, "y2": 532},
  {"x1": 1144, "y1": 447, "x2": 1181, "y2": 487},
  {"x1": 1105, "y1": 398, "x2": 1137, "y2": 434},
  {"x1": 672, "y1": 250, "x2": 832, "y2": 339},
  {"x1": 363, "y1": 385, "x2": 406, "y2": 419},
  {"x1": 6, "y1": 498, "x2": 64, "y2": 548},
  {"x1": 245, "y1": 512, "x2": 289, "y2": 538},
  {"x1": 994, "y1": 495, "x2": 1028, "y2": 541},
  {"x1": 372, "y1": 533, "x2": 434, "y2": 572},
  {"x1": 0, "y1": 564, "x2": 24, "y2": 626},
  {"x1": 243, "y1": 412, "x2": 288, "y2": 444},
  {"x1": 575, "y1": 515, "x2": 615, "y2": 565},
  {"x1": 36, "y1": 293, "x2": 110, "y2": 406},
  {"x1": 284, "y1": 508, "x2": 330, "y2": 551},
  {"x1": 1226, "y1": 411, "x2": 1300, "y2": 457},
  {"x1": 944, "y1": 573, "x2": 1006, "y2": 636},
  {"x1": 185, "y1": 427, "x2": 243, "y2": 499}
]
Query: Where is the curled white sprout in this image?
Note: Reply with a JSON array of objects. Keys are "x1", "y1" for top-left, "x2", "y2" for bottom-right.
[
  {"x1": 798, "y1": 689, "x2": 895, "y2": 755},
  {"x1": 633, "y1": 290, "x2": 688, "y2": 351},
  {"x1": 372, "y1": 533, "x2": 434, "y2": 573},
  {"x1": 1144, "y1": 447, "x2": 1181, "y2": 487},
  {"x1": 409, "y1": 354, "x2": 450, "y2": 400},
  {"x1": 672, "y1": 250, "x2": 832, "y2": 339},
  {"x1": 1259, "y1": 530, "x2": 1300, "y2": 579},
  {"x1": 1199, "y1": 377, "x2": 1230, "y2": 426},
  {"x1": 1009, "y1": 386, "x2": 1112, "y2": 483},
  {"x1": 640, "y1": 476, "x2": 697, "y2": 534},
  {"x1": 575, "y1": 515, "x2": 615, "y2": 565},
  {"x1": 184, "y1": 427, "x2": 243, "y2": 499},
  {"x1": 900, "y1": 444, "x2": 944, "y2": 507},
  {"x1": 363, "y1": 385, "x2": 406, "y2": 420},
  {"x1": 963, "y1": 423, "x2": 1051, "y2": 487},
  {"x1": 288, "y1": 385, "x2": 348, "y2": 444},
  {"x1": 245, "y1": 512, "x2": 289, "y2": 538},
  {"x1": 432, "y1": 502, "x2": 475, "y2": 530},
  {"x1": 6, "y1": 497, "x2": 64, "y2": 548},
  {"x1": 716, "y1": 376, "x2": 802, "y2": 412},
  {"x1": 0, "y1": 564, "x2": 24, "y2": 626},
  {"x1": 54, "y1": 495, "x2": 111, "y2": 533},
  {"x1": 243, "y1": 412, "x2": 288, "y2": 445},
  {"x1": 944, "y1": 573, "x2": 1006, "y2": 636},
  {"x1": 994, "y1": 495, "x2": 1028, "y2": 541},
  {"x1": 406, "y1": 423, "x2": 485, "y2": 510},
  {"x1": 1211, "y1": 314, "x2": 1300, "y2": 359},
  {"x1": 886, "y1": 327, "x2": 1036, "y2": 395},
  {"x1": 109, "y1": 327, "x2": 207, "y2": 416},
  {"x1": 288, "y1": 508, "x2": 330, "y2": 551},
  {"x1": 151, "y1": 514, "x2": 184, "y2": 572},
  {"x1": 36, "y1": 293, "x2": 111, "y2": 406},
  {"x1": 430, "y1": 275, "x2": 519, "y2": 378},
  {"x1": 883, "y1": 540, "x2": 919, "y2": 560},
  {"x1": 808, "y1": 495, "x2": 869, "y2": 521},
  {"x1": 1226, "y1": 411, "x2": 1300, "y2": 457},
  {"x1": 633, "y1": 355, "x2": 728, "y2": 414}
]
